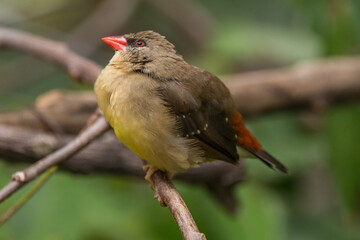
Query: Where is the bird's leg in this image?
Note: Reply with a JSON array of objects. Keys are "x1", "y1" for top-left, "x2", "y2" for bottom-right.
[
  {"x1": 143, "y1": 165, "x2": 166, "y2": 206},
  {"x1": 165, "y1": 172, "x2": 174, "y2": 180},
  {"x1": 142, "y1": 164, "x2": 159, "y2": 190},
  {"x1": 143, "y1": 164, "x2": 175, "y2": 207}
]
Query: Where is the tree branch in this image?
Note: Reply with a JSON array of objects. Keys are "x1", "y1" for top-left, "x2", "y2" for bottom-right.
[
  {"x1": 0, "y1": 124, "x2": 244, "y2": 212},
  {"x1": 151, "y1": 171, "x2": 206, "y2": 240},
  {"x1": 0, "y1": 117, "x2": 110, "y2": 203},
  {"x1": 0, "y1": 118, "x2": 210, "y2": 239},
  {"x1": 1, "y1": 26, "x2": 360, "y2": 117},
  {"x1": 0, "y1": 166, "x2": 58, "y2": 226},
  {"x1": 224, "y1": 58, "x2": 360, "y2": 116},
  {"x1": 0, "y1": 26, "x2": 101, "y2": 84}
]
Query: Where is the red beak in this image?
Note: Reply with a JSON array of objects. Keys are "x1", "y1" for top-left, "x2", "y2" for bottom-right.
[{"x1": 102, "y1": 36, "x2": 127, "y2": 51}]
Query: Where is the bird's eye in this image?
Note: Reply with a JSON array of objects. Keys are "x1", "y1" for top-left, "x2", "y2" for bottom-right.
[{"x1": 135, "y1": 40, "x2": 146, "y2": 47}]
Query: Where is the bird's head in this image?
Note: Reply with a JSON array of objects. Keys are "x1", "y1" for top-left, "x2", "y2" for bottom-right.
[{"x1": 102, "y1": 31, "x2": 184, "y2": 77}]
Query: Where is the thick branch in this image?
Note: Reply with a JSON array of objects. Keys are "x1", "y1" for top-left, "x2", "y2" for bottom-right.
[
  {"x1": 225, "y1": 58, "x2": 360, "y2": 116},
  {"x1": 0, "y1": 117, "x2": 110, "y2": 203},
  {"x1": 0, "y1": 124, "x2": 244, "y2": 211},
  {"x1": 0, "y1": 90, "x2": 98, "y2": 134}
]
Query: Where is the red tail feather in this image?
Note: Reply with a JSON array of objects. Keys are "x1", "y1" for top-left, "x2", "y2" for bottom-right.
[
  {"x1": 231, "y1": 111, "x2": 288, "y2": 174},
  {"x1": 231, "y1": 111, "x2": 262, "y2": 151}
]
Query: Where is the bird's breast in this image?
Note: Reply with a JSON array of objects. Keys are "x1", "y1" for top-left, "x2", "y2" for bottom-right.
[
  {"x1": 95, "y1": 71, "x2": 198, "y2": 173},
  {"x1": 106, "y1": 73, "x2": 163, "y2": 141}
]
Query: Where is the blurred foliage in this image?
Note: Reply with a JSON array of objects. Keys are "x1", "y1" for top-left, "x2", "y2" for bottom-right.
[
  {"x1": 0, "y1": 0, "x2": 360, "y2": 239},
  {"x1": 327, "y1": 104, "x2": 360, "y2": 221}
]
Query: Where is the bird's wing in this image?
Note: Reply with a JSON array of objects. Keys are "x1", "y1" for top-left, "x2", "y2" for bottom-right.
[{"x1": 156, "y1": 70, "x2": 239, "y2": 163}]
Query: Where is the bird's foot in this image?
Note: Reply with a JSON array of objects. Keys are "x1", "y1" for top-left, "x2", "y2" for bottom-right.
[
  {"x1": 143, "y1": 165, "x2": 175, "y2": 207},
  {"x1": 142, "y1": 164, "x2": 159, "y2": 190}
]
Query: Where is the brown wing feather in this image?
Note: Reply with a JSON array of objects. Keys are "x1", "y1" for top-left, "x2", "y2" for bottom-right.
[
  {"x1": 177, "y1": 109, "x2": 238, "y2": 163},
  {"x1": 156, "y1": 68, "x2": 239, "y2": 163}
]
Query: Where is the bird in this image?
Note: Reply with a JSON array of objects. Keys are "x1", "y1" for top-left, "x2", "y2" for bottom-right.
[{"x1": 94, "y1": 31, "x2": 288, "y2": 186}]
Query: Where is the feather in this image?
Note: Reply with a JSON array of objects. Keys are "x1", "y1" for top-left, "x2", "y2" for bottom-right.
[{"x1": 245, "y1": 148, "x2": 289, "y2": 174}]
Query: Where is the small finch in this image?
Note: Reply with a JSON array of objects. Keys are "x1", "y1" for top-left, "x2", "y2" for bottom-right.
[{"x1": 94, "y1": 31, "x2": 288, "y2": 184}]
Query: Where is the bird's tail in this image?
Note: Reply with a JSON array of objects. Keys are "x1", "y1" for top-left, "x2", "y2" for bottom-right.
[
  {"x1": 243, "y1": 148, "x2": 289, "y2": 174},
  {"x1": 231, "y1": 111, "x2": 288, "y2": 174}
]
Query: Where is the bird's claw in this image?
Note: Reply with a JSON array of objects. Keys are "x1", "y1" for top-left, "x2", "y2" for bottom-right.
[
  {"x1": 142, "y1": 164, "x2": 159, "y2": 190},
  {"x1": 143, "y1": 164, "x2": 174, "y2": 207}
]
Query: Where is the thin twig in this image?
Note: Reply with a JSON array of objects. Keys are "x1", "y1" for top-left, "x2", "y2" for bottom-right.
[
  {"x1": 0, "y1": 108, "x2": 104, "y2": 225},
  {"x1": 0, "y1": 166, "x2": 58, "y2": 226},
  {"x1": 0, "y1": 117, "x2": 110, "y2": 203},
  {"x1": 151, "y1": 170, "x2": 207, "y2": 240},
  {"x1": 0, "y1": 26, "x2": 101, "y2": 84},
  {"x1": 81, "y1": 108, "x2": 103, "y2": 132}
]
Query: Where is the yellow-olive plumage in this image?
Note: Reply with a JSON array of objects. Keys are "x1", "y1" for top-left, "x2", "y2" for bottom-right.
[{"x1": 95, "y1": 31, "x2": 288, "y2": 177}]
